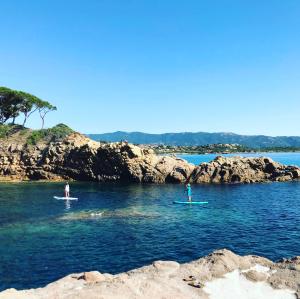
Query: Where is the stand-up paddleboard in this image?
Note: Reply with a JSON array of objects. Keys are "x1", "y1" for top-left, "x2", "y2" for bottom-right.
[
  {"x1": 173, "y1": 201, "x2": 208, "y2": 205},
  {"x1": 54, "y1": 196, "x2": 78, "y2": 200}
]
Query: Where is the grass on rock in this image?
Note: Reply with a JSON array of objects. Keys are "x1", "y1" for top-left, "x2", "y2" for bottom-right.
[{"x1": 0, "y1": 123, "x2": 74, "y2": 145}]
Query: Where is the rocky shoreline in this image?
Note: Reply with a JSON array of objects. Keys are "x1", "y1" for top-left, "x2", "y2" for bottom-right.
[
  {"x1": 189, "y1": 155, "x2": 300, "y2": 183},
  {"x1": 0, "y1": 132, "x2": 299, "y2": 183},
  {"x1": 1, "y1": 249, "x2": 299, "y2": 299}
]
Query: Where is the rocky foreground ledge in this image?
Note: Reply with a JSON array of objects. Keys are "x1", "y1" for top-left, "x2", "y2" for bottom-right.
[
  {"x1": 0, "y1": 132, "x2": 299, "y2": 183},
  {"x1": 1, "y1": 249, "x2": 299, "y2": 299}
]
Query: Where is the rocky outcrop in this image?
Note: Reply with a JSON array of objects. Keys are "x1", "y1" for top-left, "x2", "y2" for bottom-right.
[
  {"x1": 0, "y1": 133, "x2": 194, "y2": 183},
  {"x1": 0, "y1": 133, "x2": 299, "y2": 183},
  {"x1": 1, "y1": 249, "x2": 299, "y2": 299},
  {"x1": 190, "y1": 156, "x2": 300, "y2": 183}
]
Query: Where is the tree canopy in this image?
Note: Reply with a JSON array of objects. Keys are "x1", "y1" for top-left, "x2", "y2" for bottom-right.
[{"x1": 0, "y1": 87, "x2": 56, "y2": 128}]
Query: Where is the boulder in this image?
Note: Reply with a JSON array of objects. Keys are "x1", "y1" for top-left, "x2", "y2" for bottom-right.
[
  {"x1": 189, "y1": 156, "x2": 300, "y2": 184},
  {"x1": 81, "y1": 271, "x2": 106, "y2": 283}
]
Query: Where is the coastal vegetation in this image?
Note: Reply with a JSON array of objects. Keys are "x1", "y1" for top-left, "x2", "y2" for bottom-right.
[
  {"x1": 0, "y1": 86, "x2": 56, "y2": 128},
  {"x1": 0, "y1": 123, "x2": 73, "y2": 145},
  {"x1": 26, "y1": 124, "x2": 74, "y2": 145},
  {"x1": 256, "y1": 146, "x2": 300, "y2": 152}
]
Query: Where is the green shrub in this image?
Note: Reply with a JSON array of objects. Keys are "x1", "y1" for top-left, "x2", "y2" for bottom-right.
[
  {"x1": 0, "y1": 124, "x2": 27, "y2": 138},
  {"x1": 26, "y1": 130, "x2": 47, "y2": 145},
  {"x1": 0, "y1": 124, "x2": 11, "y2": 138},
  {"x1": 26, "y1": 123, "x2": 74, "y2": 145}
]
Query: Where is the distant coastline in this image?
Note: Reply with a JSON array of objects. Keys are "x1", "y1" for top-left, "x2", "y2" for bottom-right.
[
  {"x1": 88, "y1": 131, "x2": 300, "y2": 148},
  {"x1": 140, "y1": 144, "x2": 300, "y2": 155}
]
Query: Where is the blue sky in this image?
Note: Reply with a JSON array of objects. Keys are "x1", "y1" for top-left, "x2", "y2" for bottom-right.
[{"x1": 0, "y1": 0, "x2": 299, "y2": 135}]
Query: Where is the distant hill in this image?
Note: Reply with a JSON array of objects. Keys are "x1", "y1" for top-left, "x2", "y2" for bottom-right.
[{"x1": 87, "y1": 131, "x2": 300, "y2": 148}]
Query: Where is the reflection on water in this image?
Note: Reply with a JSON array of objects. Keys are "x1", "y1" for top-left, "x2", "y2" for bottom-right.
[{"x1": 65, "y1": 199, "x2": 71, "y2": 210}]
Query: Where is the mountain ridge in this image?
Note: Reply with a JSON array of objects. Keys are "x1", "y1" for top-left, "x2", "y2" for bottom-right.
[{"x1": 87, "y1": 131, "x2": 300, "y2": 148}]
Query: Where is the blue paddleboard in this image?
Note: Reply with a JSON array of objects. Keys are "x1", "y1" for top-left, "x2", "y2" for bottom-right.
[{"x1": 173, "y1": 201, "x2": 208, "y2": 205}]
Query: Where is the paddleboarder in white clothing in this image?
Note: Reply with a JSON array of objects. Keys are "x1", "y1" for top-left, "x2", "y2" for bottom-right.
[{"x1": 64, "y1": 182, "x2": 70, "y2": 198}]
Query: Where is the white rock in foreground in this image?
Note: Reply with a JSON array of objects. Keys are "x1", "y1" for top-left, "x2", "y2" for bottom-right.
[
  {"x1": 203, "y1": 269, "x2": 295, "y2": 299},
  {"x1": 1, "y1": 249, "x2": 299, "y2": 299}
]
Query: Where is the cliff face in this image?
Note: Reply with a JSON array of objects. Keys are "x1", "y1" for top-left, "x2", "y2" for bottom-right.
[
  {"x1": 0, "y1": 132, "x2": 299, "y2": 183},
  {"x1": 1, "y1": 249, "x2": 299, "y2": 299},
  {"x1": 0, "y1": 133, "x2": 194, "y2": 183}
]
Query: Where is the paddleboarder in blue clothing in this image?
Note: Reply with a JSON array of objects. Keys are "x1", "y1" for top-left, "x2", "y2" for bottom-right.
[{"x1": 186, "y1": 183, "x2": 192, "y2": 202}]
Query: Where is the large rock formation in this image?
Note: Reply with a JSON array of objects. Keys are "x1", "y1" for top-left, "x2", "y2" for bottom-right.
[
  {"x1": 0, "y1": 133, "x2": 194, "y2": 183},
  {"x1": 1, "y1": 249, "x2": 299, "y2": 299},
  {"x1": 0, "y1": 132, "x2": 299, "y2": 183},
  {"x1": 190, "y1": 156, "x2": 300, "y2": 183}
]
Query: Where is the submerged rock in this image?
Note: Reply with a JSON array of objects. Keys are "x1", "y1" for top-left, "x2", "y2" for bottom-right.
[{"x1": 59, "y1": 208, "x2": 160, "y2": 221}]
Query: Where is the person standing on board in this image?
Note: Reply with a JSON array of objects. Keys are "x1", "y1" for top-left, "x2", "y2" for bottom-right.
[
  {"x1": 186, "y1": 183, "x2": 192, "y2": 202},
  {"x1": 64, "y1": 182, "x2": 70, "y2": 198}
]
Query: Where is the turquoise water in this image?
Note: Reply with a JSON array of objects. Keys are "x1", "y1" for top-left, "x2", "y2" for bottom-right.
[
  {"x1": 0, "y1": 153, "x2": 300, "y2": 291},
  {"x1": 178, "y1": 152, "x2": 300, "y2": 166}
]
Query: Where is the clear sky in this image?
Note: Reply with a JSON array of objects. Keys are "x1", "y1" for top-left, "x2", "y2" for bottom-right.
[{"x1": 0, "y1": 0, "x2": 299, "y2": 136}]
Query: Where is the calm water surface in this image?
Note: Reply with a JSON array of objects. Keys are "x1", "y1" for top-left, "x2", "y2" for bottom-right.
[{"x1": 0, "y1": 153, "x2": 300, "y2": 291}]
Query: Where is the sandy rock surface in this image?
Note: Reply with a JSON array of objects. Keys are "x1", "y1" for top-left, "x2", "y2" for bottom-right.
[{"x1": 1, "y1": 249, "x2": 298, "y2": 299}]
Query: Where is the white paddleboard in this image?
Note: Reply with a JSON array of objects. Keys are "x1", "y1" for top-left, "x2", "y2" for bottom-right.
[
  {"x1": 173, "y1": 201, "x2": 208, "y2": 205},
  {"x1": 54, "y1": 196, "x2": 78, "y2": 200}
]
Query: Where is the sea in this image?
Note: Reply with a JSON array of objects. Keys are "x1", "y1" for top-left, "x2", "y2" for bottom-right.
[{"x1": 0, "y1": 152, "x2": 300, "y2": 291}]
